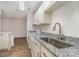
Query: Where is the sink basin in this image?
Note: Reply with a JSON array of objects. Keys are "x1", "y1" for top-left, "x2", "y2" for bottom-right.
[{"x1": 40, "y1": 37, "x2": 73, "y2": 49}]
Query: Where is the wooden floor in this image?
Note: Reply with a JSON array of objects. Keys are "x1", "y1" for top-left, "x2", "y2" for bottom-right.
[{"x1": 0, "y1": 38, "x2": 31, "y2": 57}]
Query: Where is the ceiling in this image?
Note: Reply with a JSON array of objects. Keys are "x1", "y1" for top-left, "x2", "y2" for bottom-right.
[{"x1": 0, "y1": 1, "x2": 42, "y2": 19}]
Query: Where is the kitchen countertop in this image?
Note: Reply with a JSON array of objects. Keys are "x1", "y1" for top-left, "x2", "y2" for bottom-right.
[
  {"x1": 0, "y1": 32, "x2": 13, "y2": 35},
  {"x1": 28, "y1": 31, "x2": 79, "y2": 57}
]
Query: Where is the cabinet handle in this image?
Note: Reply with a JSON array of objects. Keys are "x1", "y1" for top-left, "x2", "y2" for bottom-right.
[
  {"x1": 42, "y1": 52, "x2": 47, "y2": 57},
  {"x1": 38, "y1": 53, "x2": 40, "y2": 57},
  {"x1": 35, "y1": 42, "x2": 38, "y2": 46}
]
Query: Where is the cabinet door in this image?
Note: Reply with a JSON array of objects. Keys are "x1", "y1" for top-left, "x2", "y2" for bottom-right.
[
  {"x1": 31, "y1": 41, "x2": 35, "y2": 57},
  {"x1": 33, "y1": 2, "x2": 51, "y2": 25},
  {"x1": 41, "y1": 45, "x2": 55, "y2": 57},
  {"x1": 27, "y1": 35, "x2": 30, "y2": 49},
  {"x1": 33, "y1": 4, "x2": 44, "y2": 24},
  {"x1": 32, "y1": 43, "x2": 40, "y2": 57},
  {"x1": 1, "y1": 35, "x2": 8, "y2": 49},
  {"x1": 43, "y1": 1, "x2": 51, "y2": 11},
  {"x1": 0, "y1": 35, "x2": 2, "y2": 49},
  {"x1": 28, "y1": 35, "x2": 35, "y2": 49},
  {"x1": 32, "y1": 40, "x2": 41, "y2": 57},
  {"x1": 30, "y1": 36, "x2": 35, "y2": 49},
  {"x1": 27, "y1": 36, "x2": 31, "y2": 49},
  {"x1": 38, "y1": 3, "x2": 51, "y2": 24},
  {"x1": 33, "y1": 10, "x2": 39, "y2": 24},
  {"x1": 41, "y1": 52, "x2": 47, "y2": 57},
  {"x1": 43, "y1": 1, "x2": 56, "y2": 12},
  {"x1": 38, "y1": 5, "x2": 44, "y2": 23}
]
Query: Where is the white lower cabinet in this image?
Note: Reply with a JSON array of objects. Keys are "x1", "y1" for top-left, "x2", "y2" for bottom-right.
[
  {"x1": 0, "y1": 35, "x2": 8, "y2": 50},
  {"x1": 28, "y1": 35, "x2": 56, "y2": 57},
  {"x1": 32, "y1": 43, "x2": 40, "y2": 57},
  {"x1": 27, "y1": 35, "x2": 40, "y2": 57},
  {"x1": 27, "y1": 35, "x2": 30, "y2": 49},
  {"x1": 32, "y1": 40, "x2": 55, "y2": 57},
  {"x1": 41, "y1": 45, "x2": 55, "y2": 57},
  {"x1": 27, "y1": 35, "x2": 35, "y2": 49},
  {"x1": 27, "y1": 36, "x2": 32, "y2": 49},
  {"x1": 32, "y1": 40, "x2": 41, "y2": 57},
  {"x1": 0, "y1": 32, "x2": 14, "y2": 50},
  {"x1": 31, "y1": 43, "x2": 35, "y2": 57}
]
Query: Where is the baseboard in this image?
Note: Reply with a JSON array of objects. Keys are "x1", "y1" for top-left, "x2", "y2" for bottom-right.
[{"x1": 14, "y1": 37, "x2": 26, "y2": 39}]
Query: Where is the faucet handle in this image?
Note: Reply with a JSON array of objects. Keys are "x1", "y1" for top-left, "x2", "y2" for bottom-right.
[
  {"x1": 55, "y1": 36, "x2": 59, "y2": 39},
  {"x1": 59, "y1": 35, "x2": 64, "y2": 40},
  {"x1": 55, "y1": 35, "x2": 64, "y2": 40}
]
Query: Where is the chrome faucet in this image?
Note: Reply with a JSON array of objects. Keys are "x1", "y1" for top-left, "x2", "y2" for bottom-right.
[{"x1": 53, "y1": 23, "x2": 64, "y2": 40}]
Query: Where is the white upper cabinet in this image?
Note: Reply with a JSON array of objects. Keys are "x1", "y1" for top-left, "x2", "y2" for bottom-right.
[
  {"x1": 33, "y1": 1, "x2": 68, "y2": 26},
  {"x1": 43, "y1": 1, "x2": 56, "y2": 13},
  {"x1": 33, "y1": 11, "x2": 39, "y2": 25},
  {"x1": 33, "y1": 2, "x2": 51, "y2": 26},
  {"x1": 44, "y1": 1, "x2": 68, "y2": 14}
]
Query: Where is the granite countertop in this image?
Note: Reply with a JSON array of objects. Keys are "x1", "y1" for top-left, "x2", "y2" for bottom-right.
[
  {"x1": 0, "y1": 32, "x2": 13, "y2": 35},
  {"x1": 28, "y1": 31, "x2": 79, "y2": 57}
]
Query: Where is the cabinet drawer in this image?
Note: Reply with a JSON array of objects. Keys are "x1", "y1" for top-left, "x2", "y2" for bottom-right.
[{"x1": 41, "y1": 45, "x2": 55, "y2": 57}]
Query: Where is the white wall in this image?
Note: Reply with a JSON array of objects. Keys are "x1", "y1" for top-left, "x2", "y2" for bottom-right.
[
  {"x1": 47, "y1": 2, "x2": 79, "y2": 38},
  {"x1": 0, "y1": 15, "x2": 1, "y2": 32},
  {"x1": 2, "y1": 18, "x2": 26, "y2": 37},
  {"x1": 35, "y1": 2, "x2": 79, "y2": 38}
]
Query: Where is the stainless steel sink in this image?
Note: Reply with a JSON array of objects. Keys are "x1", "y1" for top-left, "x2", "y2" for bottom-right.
[{"x1": 40, "y1": 37, "x2": 73, "y2": 49}]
